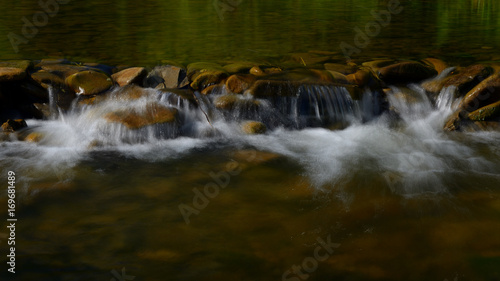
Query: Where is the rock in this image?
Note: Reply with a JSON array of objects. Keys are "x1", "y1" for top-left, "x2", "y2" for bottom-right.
[
  {"x1": 200, "y1": 84, "x2": 224, "y2": 95},
  {"x1": 423, "y1": 65, "x2": 493, "y2": 97},
  {"x1": 41, "y1": 64, "x2": 90, "y2": 78},
  {"x1": 1, "y1": 119, "x2": 27, "y2": 132},
  {"x1": 223, "y1": 62, "x2": 256, "y2": 74},
  {"x1": 159, "y1": 88, "x2": 196, "y2": 106},
  {"x1": 346, "y1": 68, "x2": 381, "y2": 88},
  {"x1": 83, "y1": 63, "x2": 115, "y2": 75},
  {"x1": 31, "y1": 70, "x2": 66, "y2": 89},
  {"x1": 241, "y1": 121, "x2": 267, "y2": 134},
  {"x1": 324, "y1": 63, "x2": 357, "y2": 75},
  {"x1": 23, "y1": 132, "x2": 44, "y2": 142},
  {"x1": 105, "y1": 103, "x2": 179, "y2": 129},
  {"x1": 327, "y1": 71, "x2": 350, "y2": 84},
  {"x1": 361, "y1": 59, "x2": 396, "y2": 71},
  {"x1": 422, "y1": 58, "x2": 449, "y2": 75},
  {"x1": 190, "y1": 70, "x2": 228, "y2": 90},
  {"x1": 65, "y1": 70, "x2": 113, "y2": 96},
  {"x1": 0, "y1": 67, "x2": 27, "y2": 82},
  {"x1": 33, "y1": 103, "x2": 52, "y2": 119},
  {"x1": 35, "y1": 58, "x2": 70, "y2": 66},
  {"x1": 250, "y1": 66, "x2": 265, "y2": 76},
  {"x1": 112, "y1": 67, "x2": 147, "y2": 87},
  {"x1": 459, "y1": 72, "x2": 500, "y2": 112},
  {"x1": 290, "y1": 53, "x2": 331, "y2": 66},
  {"x1": 0, "y1": 60, "x2": 32, "y2": 72},
  {"x1": 378, "y1": 61, "x2": 437, "y2": 84},
  {"x1": 225, "y1": 74, "x2": 256, "y2": 94},
  {"x1": 214, "y1": 94, "x2": 260, "y2": 110},
  {"x1": 309, "y1": 69, "x2": 335, "y2": 83},
  {"x1": 144, "y1": 65, "x2": 188, "y2": 89},
  {"x1": 248, "y1": 80, "x2": 299, "y2": 97},
  {"x1": 468, "y1": 99, "x2": 500, "y2": 121},
  {"x1": 186, "y1": 62, "x2": 225, "y2": 80}
]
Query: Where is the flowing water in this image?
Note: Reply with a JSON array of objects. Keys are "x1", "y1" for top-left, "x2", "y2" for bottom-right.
[{"x1": 1, "y1": 76, "x2": 500, "y2": 280}]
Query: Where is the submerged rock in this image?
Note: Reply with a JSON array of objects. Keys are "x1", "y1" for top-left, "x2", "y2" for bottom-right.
[
  {"x1": 66, "y1": 70, "x2": 113, "y2": 96},
  {"x1": 186, "y1": 62, "x2": 226, "y2": 80},
  {"x1": 112, "y1": 67, "x2": 147, "y2": 87},
  {"x1": 1, "y1": 119, "x2": 27, "y2": 132},
  {"x1": 241, "y1": 121, "x2": 267, "y2": 134},
  {"x1": 378, "y1": 61, "x2": 437, "y2": 84},
  {"x1": 223, "y1": 62, "x2": 256, "y2": 74},
  {"x1": 105, "y1": 103, "x2": 179, "y2": 129}
]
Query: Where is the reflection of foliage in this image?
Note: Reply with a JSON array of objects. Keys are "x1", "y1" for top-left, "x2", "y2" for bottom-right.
[{"x1": 0, "y1": 0, "x2": 498, "y2": 65}]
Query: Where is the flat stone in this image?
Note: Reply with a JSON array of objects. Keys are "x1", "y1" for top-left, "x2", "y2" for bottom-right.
[
  {"x1": 144, "y1": 65, "x2": 188, "y2": 89},
  {"x1": 65, "y1": 70, "x2": 113, "y2": 96},
  {"x1": 105, "y1": 103, "x2": 179, "y2": 129},
  {"x1": 0, "y1": 67, "x2": 26, "y2": 82},
  {"x1": 1, "y1": 119, "x2": 27, "y2": 132},
  {"x1": 378, "y1": 61, "x2": 437, "y2": 84},
  {"x1": 225, "y1": 74, "x2": 256, "y2": 94},
  {"x1": 112, "y1": 67, "x2": 147, "y2": 87}
]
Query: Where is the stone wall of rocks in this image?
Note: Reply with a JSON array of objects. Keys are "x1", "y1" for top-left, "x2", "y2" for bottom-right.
[{"x1": 1, "y1": 54, "x2": 499, "y2": 136}]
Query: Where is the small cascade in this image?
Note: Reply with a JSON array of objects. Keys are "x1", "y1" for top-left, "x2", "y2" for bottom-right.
[{"x1": 47, "y1": 86, "x2": 58, "y2": 119}]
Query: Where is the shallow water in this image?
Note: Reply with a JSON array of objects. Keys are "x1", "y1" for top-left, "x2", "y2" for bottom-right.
[{"x1": 1, "y1": 81, "x2": 500, "y2": 280}]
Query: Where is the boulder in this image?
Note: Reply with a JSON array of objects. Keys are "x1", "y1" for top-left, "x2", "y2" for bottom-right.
[
  {"x1": 105, "y1": 103, "x2": 179, "y2": 129},
  {"x1": 1, "y1": 119, "x2": 27, "y2": 132},
  {"x1": 468, "y1": 100, "x2": 500, "y2": 121},
  {"x1": 112, "y1": 67, "x2": 147, "y2": 87},
  {"x1": 378, "y1": 61, "x2": 437, "y2": 84},
  {"x1": 31, "y1": 70, "x2": 66, "y2": 89},
  {"x1": 422, "y1": 58, "x2": 449, "y2": 75},
  {"x1": 223, "y1": 62, "x2": 256, "y2": 74},
  {"x1": 41, "y1": 64, "x2": 90, "y2": 78},
  {"x1": 241, "y1": 121, "x2": 267, "y2": 134},
  {"x1": 459, "y1": 72, "x2": 500, "y2": 112},
  {"x1": 423, "y1": 65, "x2": 493, "y2": 97},
  {"x1": 144, "y1": 65, "x2": 188, "y2": 89},
  {"x1": 0, "y1": 67, "x2": 27, "y2": 82},
  {"x1": 324, "y1": 63, "x2": 357, "y2": 75},
  {"x1": 190, "y1": 70, "x2": 228, "y2": 91},
  {"x1": 186, "y1": 62, "x2": 225, "y2": 80},
  {"x1": 214, "y1": 94, "x2": 260, "y2": 111},
  {"x1": 290, "y1": 53, "x2": 331, "y2": 66},
  {"x1": 225, "y1": 74, "x2": 256, "y2": 94},
  {"x1": 65, "y1": 70, "x2": 113, "y2": 96}
]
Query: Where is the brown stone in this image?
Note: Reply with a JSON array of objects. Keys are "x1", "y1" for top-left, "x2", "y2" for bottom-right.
[
  {"x1": 65, "y1": 70, "x2": 113, "y2": 96},
  {"x1": 241, "y1": 121, "x2": 267, "y2": 134},
  {"x1": 0, "y1": 67, "x2": 26, "y2": 82},
  {"x1": 378, "y1": 61, "x2": 437, "y2": 84},
  {"x1": 225, "y1": 74, "x2": 256, "y2": 94},
  {"x1": 144, "y1": 65, "x2": 188, "y2": 89},
  {"x1": 324, "y1": 63, "x2": 357, "y2": 75},
  {"x1": 422, "y1": 58, "x2": 449, "y2": 75},
  {"x1": 105, "y1": 103, "x2": 178, "y2": 129},
  {"x1": 112, "y1": 67, "x2": 147, "y2": 87},
  {"x1": 1, "y1": 119, "x2": 27, "y2": 132},
  {"x1": 459, "y1": 72, "x2": 500, "y2": 113},
  {"x1": 190, "y1": 70, "x2": 228, "y2": 90}
]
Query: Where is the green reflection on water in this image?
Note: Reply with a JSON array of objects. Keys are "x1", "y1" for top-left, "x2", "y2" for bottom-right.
[{"x1": 0, "y1": 0, "x2": 499, "y2": 66}]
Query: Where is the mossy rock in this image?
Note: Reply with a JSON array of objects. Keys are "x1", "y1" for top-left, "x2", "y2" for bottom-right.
[
  {"x1": 65, "y1": 70, "x2": 113, "y2": 96},
  {"x1": 214, "y1": 94, "x2": 260, "y2": 110},
  {"x1": 241, "y1": 121, "x2": 267, "y2": 135},
  {"x1": 23, "y1": 132, "x2": 44, "y2": 142},
  {"x1": 190, "y1": 70, "x2": 228, "y2": 90},
  {"x1": 186, "y1": 62, "x2": 225, "y2": 80},
  {"x1": 30, "y1": 70, "x2": 66, "y2": 89},
  {"x1": 41, "y1": 64, "x2": 91, "y2": 78},
  {"x1": 223, "y1": 62, "x2": 256, "y2": 74},
  {"x1": 0, "y1": 60, "x2": 33, "y2": 72},
  {"x1": 324, "y1": 63, "x2": 357, "y2": 75},
  {"x1": 468, "y1": 100, "x2": 500, "y2": 121},
  {"x1": 421, "y1": 58, "x2": 449, "y2": 75},
  {"x1": 105, "y1": 103, "x2": 179, "y2": 129},
  {"x1": 226, "y1": 74, "x2": 256, "y2": 94}
]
